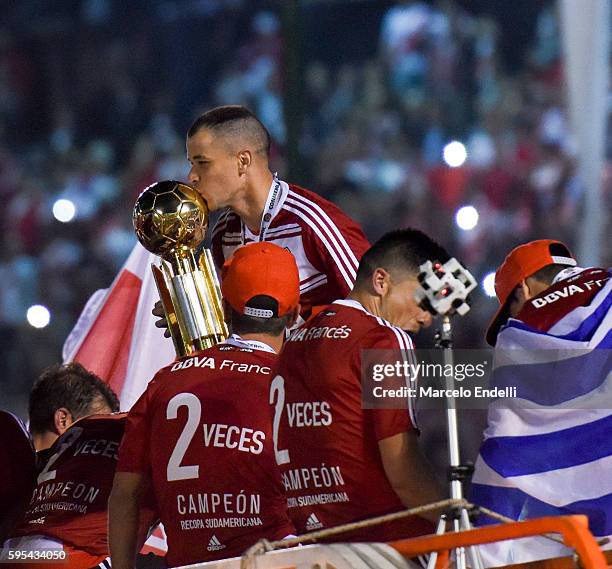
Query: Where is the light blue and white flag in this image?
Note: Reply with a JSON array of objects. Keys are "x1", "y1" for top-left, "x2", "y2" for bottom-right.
[{"x1": 471, "y1": 269, "x2": 611, "y2": 565}]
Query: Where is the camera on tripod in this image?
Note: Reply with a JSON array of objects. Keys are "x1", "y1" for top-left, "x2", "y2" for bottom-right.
[
  {"x1": 413, "y1": 257, "x2": 483, "y2": 569},
  {"x1": 415, "y1": 258, "x2": 477, "y2": 318}
]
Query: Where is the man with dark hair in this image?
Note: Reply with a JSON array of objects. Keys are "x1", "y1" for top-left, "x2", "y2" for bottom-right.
[
  {"x1": 272, "y1": 228, "x2": 446, "y2": 542},
  {"x1": 110, "y1": 243, "x2": 299, "y2": 569},
  {"x1": 1, "y1": 365, "x2": 139, "y2": 569},
  {"x1": 185, "y1": 104, "x2": 370, "y2": 324},
  {"x1": 354, "y1": 228, "x2": 450, "y2": 286},
  {"x1": 1, "y1": 363, "x2": 119, "y2": 547},
  {"x1": 472, "y1": 239, "x2": 611, "y2": 565},
  {"x1": 28, "y1": 362, "x2": 120, "y2": 451},
  {"x1": 187, "y1": 105, "x2": 272, "y2": 157}
]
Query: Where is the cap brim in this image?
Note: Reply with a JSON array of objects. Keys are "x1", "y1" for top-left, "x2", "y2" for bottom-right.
[{"x1": 485, "y1": 300, "x2": 512, "y2": 346}]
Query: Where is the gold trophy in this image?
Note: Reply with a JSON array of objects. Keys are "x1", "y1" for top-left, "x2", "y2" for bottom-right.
[{"x1": 133, "y1": 180, "x2": 228, "y2": 357}]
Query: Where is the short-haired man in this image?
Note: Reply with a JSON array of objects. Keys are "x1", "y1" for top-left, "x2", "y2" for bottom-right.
[
  {"x1": 187, "y1": 105, "x2": 370, "y2": 323},
  {"x1": 110, "y1": 243, "x2": 299, "y2": 569},
  {"x1": 2, "y1": 363, "x2": 129, "y2": 569},
  {"x1": 472, "y1": 240, "x2": 611, "y2": 565},
  {"x1": 28, "y1": 363, "x2": 120, "y2": 452},
  {"x1": 272, "y1": 229, "x2": 446, "y2": 541}
]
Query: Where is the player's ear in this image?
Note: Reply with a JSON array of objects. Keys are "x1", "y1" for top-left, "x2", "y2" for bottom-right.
[
  {"x1": 519, "y1": 280, "x2": 530, "y2": 299},
  {"x1": 53, "y1": 407, "x2": 73, "y2": 435},
  {"x1": 524, "y1": 276, "x2": 549, "y2": 300},
  {"x1": 371, "y1": 268, "x2": 390, "y2": 296},
  {"x1": 237, "y1": 150, "x2": 252, "y2": 174}
]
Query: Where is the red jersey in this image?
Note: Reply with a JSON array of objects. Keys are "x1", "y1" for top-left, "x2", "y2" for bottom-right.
[
  {"x1": 273, "y1": 299, "x2": 432, "y2": 541},
  {"x1": 211, "y1": 181, "x2": 370, "y2": 321},
  {"x1": 117, "y1": 336, "x2": 295, "y2": 567},
  {"x1": 0, "y1": 411, "x2": 36, "y2": 542},
  {"x1": 516, "y1": 267, "x2": 610, "y2": 333},
  {"x1": 14, "y1": 414, "x2": 134, "y2": 567}
]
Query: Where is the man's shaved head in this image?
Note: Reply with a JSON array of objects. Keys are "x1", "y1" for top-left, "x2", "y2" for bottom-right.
[{"x1": 188, "y1": 105, "x2": 271, "y2": 157}]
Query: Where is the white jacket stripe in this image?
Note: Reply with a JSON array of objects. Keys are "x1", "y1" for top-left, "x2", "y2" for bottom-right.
[
  {"x1": 284, "y1": 200, "x2": 355, "y2": 290},
  {"x1": 287, "y1": 190, "x2": 360, "y2": 274}
]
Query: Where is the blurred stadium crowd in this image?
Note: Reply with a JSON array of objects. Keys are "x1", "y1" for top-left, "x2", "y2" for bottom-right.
[{"x1": 1, "y1": 0, "x2": 610, "y2": 415}]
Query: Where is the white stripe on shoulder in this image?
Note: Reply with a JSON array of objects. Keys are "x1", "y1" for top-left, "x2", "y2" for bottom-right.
[
  {"x1": 287, "y1": 190, "x2": 360, "y2": 272},
  {"x1": 375, "y1": 318, "x2": 418, "y2": 427},
  {"x1": 284, "y1": 201, "x2": 354, "y2": 289},
  {"x1": 96, "y1": 557, "x2": 112, "y2": 569},
  {"x1": 284, "y1": 196, "x2": 356, "y2": 283},
  {"x1": 301, "y1": 272, "x2": 325, "y2": 285},
  {"x1": 265, "y1": 229, "x2": 302, "y2": 240},
  {"x1": 333, "y1": 298, "x2": 418, "y2": 426},
  {"x1": 300, "y1": 274, "x2": 328, "y2": 293},
  {"x1": 265, "y1": 223, "x2": 301, "y2": 235}
]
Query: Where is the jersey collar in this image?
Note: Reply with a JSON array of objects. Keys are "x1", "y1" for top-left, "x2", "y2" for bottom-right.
[
  {"x1": 333, "y1": 298, "x2": 400, "y2": 331},
  {"x1": 552, "y1": 266, "x2": 587, "y2": 284},
  {"x1": 222, "y1": 333, "x2": 277, "y2": 353},
  {"x1": 333, "y1": 298, "x2": 369, "y2": 313}
]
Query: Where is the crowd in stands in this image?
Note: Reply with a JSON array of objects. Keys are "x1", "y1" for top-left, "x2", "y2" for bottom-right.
[{"x1": 1, "y1": 0, "x2": 609, "y2": 415}]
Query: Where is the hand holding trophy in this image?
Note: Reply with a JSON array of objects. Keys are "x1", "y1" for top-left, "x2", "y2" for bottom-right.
[{"x1": 133, "y1": 180, "x2": 228, "y2": 357}]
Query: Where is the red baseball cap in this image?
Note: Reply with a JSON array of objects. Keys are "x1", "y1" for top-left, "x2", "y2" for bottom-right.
[
  {"x1": 222, "y1": 242, "x2": 300, "y2": 318},
  {"x1": 486, "y1": 239, "x2": 576, "y2": 346}
]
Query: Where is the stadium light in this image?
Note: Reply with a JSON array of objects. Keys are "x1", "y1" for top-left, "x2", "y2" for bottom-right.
[
  {"x1": 27, "y1": 305, "x2": 51, "y2": 328},
  {"x1": 482, "y1": 272, "x2": 497, "y2": 298},
  {"x1": 455, "y1": 205, "x2": 479, "y2": 231},
  {"x1": 443, "y1": 141, "x2": 467, "y2": 168},
  {"x1": 53, "y1": 199, "x2": 76, "y2": 223}
]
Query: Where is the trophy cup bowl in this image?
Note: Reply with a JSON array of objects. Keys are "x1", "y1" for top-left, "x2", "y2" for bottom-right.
[
  {"x1": 133, "y1": 180, "x2": 227, "y2": 357},
  {"x1": 133, "y1": 180, "x2": 209, "y2": 260}
]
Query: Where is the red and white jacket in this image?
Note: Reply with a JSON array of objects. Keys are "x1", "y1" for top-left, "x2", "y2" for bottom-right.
[{"x1": 211, "y1": 180, "x2": 370, "y2": 322}]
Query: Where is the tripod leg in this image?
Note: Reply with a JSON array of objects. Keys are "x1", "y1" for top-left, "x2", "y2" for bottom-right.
[
  {"x1": 459, "y1": 508, "x2": 484, "y2": 569},
  {"x1": 426, "y1": 516, "x2": 447, "y2": 569},
  {"x1": 453, "y1": 517, "x2": 468, "y2": 569}
]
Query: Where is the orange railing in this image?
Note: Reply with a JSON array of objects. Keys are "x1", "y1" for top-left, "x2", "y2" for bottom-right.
[{"x1": 387, "y1": 516, "x2": 607, "y2": 569}]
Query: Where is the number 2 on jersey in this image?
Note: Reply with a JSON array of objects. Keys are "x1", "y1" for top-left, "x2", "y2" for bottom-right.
[
  {"x1": 270, "y1": 375, "x2": 290, "y2": 465},
  {"x1": 166, "y1": 393, "x2": 201, "y2": 481},
  {"x1": 37, "y1": 427, "x2": 84, "y2": 484}
]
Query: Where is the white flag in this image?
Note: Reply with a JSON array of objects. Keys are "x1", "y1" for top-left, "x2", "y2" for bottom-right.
[{"x1": 63, "y1": 242, "x2": 175, "y2": 410}]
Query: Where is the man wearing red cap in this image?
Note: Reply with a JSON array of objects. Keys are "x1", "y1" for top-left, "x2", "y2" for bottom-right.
[
  {"x1": 109, "y1": 243, "x2": 299, "y2": 569},
  {"x1": 484, "y1": 239, "x2": 597, "y2": 346},
  {"x1": 472, "y1": 239, "x2": 611, "y2": 565}
]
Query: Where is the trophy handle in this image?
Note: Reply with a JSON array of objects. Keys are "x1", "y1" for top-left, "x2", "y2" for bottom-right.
[{"x1": 151, "y1": 264, "x2": 187, "y2": 358}]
